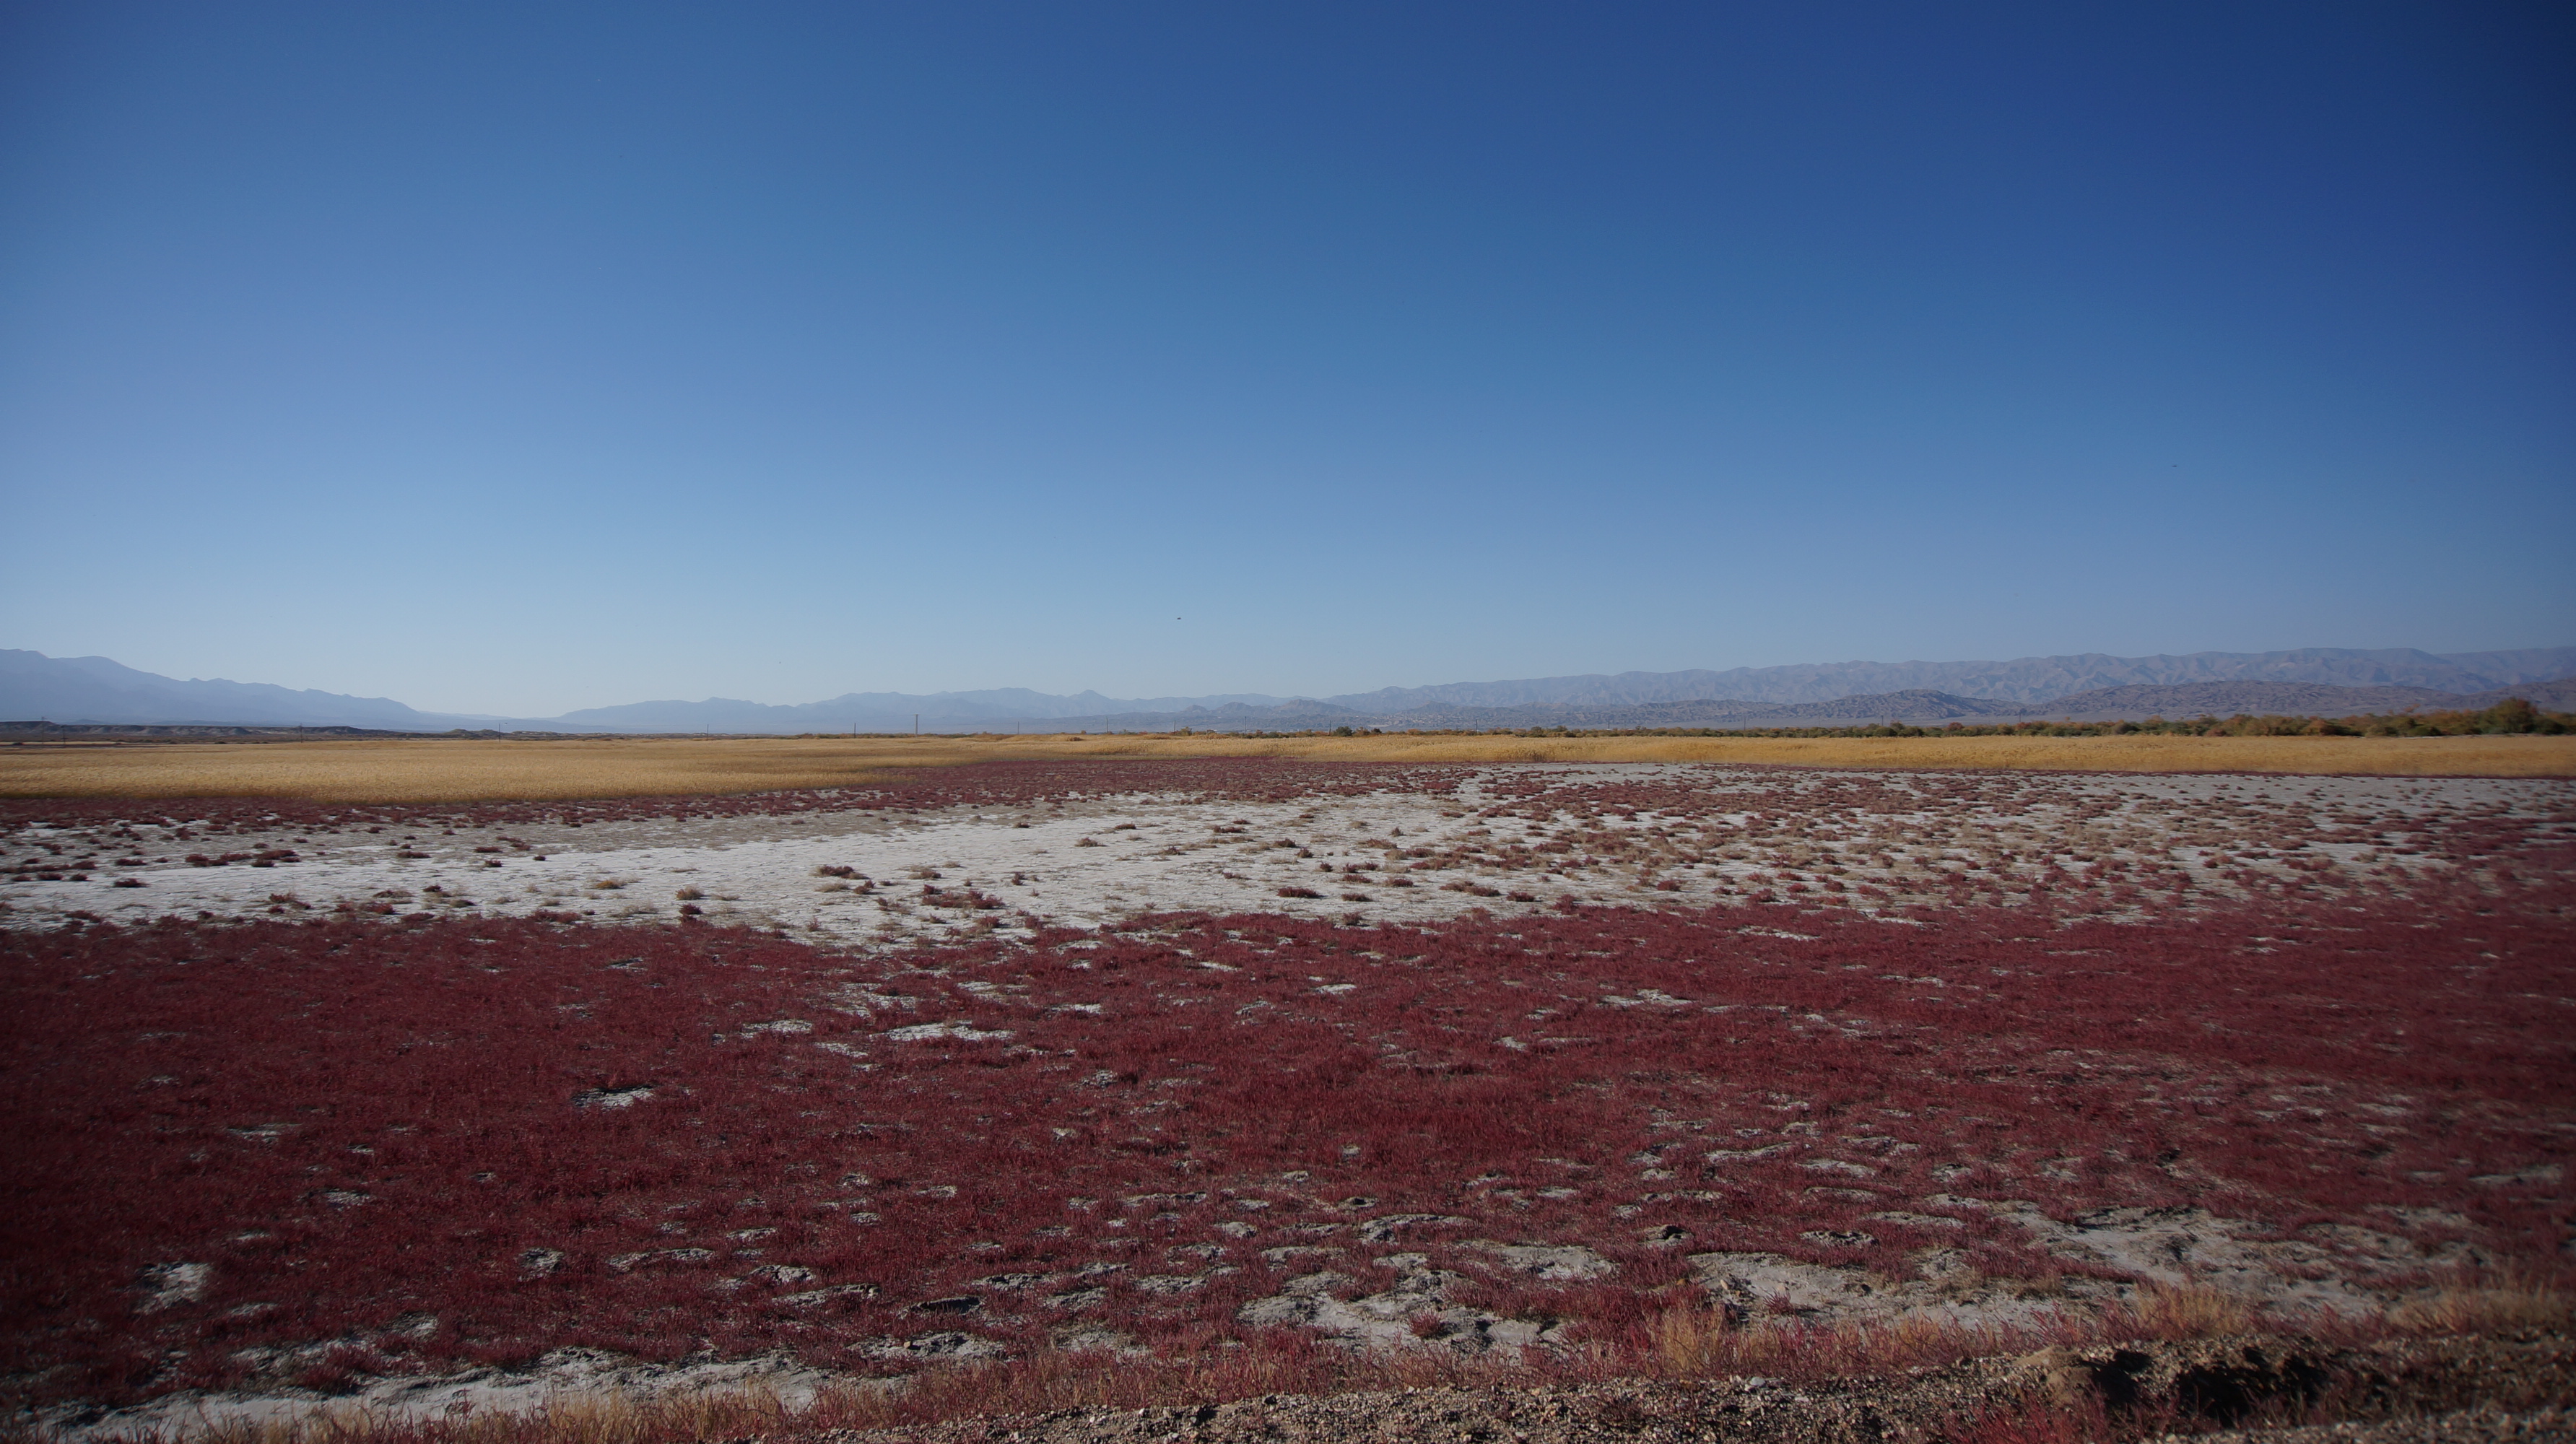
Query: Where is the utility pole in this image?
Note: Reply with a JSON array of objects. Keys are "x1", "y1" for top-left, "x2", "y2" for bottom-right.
[{"x1": 913, "y1": 713, "x2": 919, "y2": 736}]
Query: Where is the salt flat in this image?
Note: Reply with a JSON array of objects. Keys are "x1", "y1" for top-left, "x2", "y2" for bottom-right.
[
  {"x1": 7, "y1": 759, "x2": 2569, "y2": 1441},
  {"x1": 6, "y1": 763, "x2": 2567, "y2": 943}
]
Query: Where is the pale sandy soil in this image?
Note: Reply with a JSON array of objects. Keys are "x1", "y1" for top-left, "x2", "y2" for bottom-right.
[
  {"x1": 1, "y1": 731, "x2": 2569, "y2": 805},
  {"x1": 6, "y1": 765, "x2": 2566, "y2": 944}
]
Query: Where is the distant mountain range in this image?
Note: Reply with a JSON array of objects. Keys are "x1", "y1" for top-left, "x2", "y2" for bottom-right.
[
  {"x1": 1023, "y1": 677, "x2": 2576, "y2": 734},
  {"x1": 1319, "y1": 647, "x2": 2576, "y2": 710},
  {"x1": 549, "y1": 687, "x2": 1282, "y2": 732},
  {"x1": 5, "y1": 645, "x2": 2572, "y2": 734},
  {"x1": 0, "y1": 650, "x2": 478, "y2": 730}
]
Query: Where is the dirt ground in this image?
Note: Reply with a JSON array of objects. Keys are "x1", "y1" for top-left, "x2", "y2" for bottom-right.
[
  {"x1": 2, "y1": 731, "x2": 2570, "y2": 804},
  {"x1": 9, "y1": 759, "x2": 2567, "y2": 1443},
  {"x1": 6, "y1": 761, "x2": 2566, "y2": 948},
  {"x1": 45, "y1": 1332, "x2": 2575, "y2": 1443},
  {"x1": 792, "y1": 1332, "x2": 2575, "y2": 1443}
]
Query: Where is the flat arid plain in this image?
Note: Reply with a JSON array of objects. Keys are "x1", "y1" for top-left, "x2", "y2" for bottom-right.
[
  {"x1": 7, "y1": 731, "x2": 2576, "y2": 801},
  {"x1": 4, "y1": 739, "x2": 2571, "y2": 1443}
]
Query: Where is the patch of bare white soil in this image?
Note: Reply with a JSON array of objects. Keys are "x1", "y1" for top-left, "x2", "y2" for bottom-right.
[{"x1": 6, "y1": 766, "x2": 2564, "y2": 944}]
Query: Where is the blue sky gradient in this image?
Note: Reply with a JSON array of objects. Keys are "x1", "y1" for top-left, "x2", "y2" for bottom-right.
[{"x1": 3, "y1": 1, "x2": 2570, "y2": 716}]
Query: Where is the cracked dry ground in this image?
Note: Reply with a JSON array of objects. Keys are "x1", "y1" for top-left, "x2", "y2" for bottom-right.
[{"x1": 3, "y1": 760, "x2": 2570, "y2": 1440}]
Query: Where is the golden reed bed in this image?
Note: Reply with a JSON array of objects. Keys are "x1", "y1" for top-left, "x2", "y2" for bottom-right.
[{"x1": 2, "y1": 732, "x2": 2570, "y2": 804}]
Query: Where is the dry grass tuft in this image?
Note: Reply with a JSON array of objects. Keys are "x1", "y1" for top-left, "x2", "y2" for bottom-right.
[
  {"x1": 1649, "y1": 1302, "x2": 1733, "y2": 1373},
  {"x1": 188, "y1": 1383, "x2": 804, "y2": 1444},
  {"x1": 2118, "y1": 1282, "x2": 2258, "y2": 1339},
  {"x1": 49, "y1": 1289, "x2": 2573, "y2": 1444},
  {"x1": 173, "y1": 1321, "x2": 2065, "y2": 1444},
  {"x1": 2390, "y1": 1271, "x2": 2572, "y2": 1335},
  {"x1": 1641, "y1": 1308, "x2": 2040, "y2": 1382}
]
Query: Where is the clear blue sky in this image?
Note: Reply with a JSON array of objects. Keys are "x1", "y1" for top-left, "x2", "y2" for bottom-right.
[{"x1": 3, "y1": 1, "x2": 2570, "y2": 716}]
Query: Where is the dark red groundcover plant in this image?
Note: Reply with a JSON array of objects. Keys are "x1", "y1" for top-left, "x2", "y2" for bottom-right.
[{"x1": 4, "y1": 881, "x2": 2570, "y2": 1408}]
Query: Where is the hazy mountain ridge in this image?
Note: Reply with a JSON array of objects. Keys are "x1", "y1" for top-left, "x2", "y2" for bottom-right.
[
  {"x1": 2036, "y1": 681, "x2": 2467, "y2": 718},
  {"x1": 0, "y1": 650, "x2": 491, "y2": 729},
  {"x1": 5, "y1": 646, "x2": 2572, "y2": 732},
  {"x1": 1323, "y1": 648, "x2": 2576, "y2": 710},
  {"x1": 550, "y1": 687, "x2": 1287, "y2": 732},
  {"x1": 0, "y1": 654, "x2": 1288, "y2": 733},
  {"x1": 954, "y1": 682, "x2": 2571, "y2": 735}
]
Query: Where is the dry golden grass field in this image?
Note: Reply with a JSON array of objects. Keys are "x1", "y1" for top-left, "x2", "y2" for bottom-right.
[{"x1": 3, "y1": 731, "x2": 2571, "y2": 802}]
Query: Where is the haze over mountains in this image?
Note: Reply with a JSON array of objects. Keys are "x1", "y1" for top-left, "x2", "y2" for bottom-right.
[
  {"x1": 1331, "y1": 648, "x2": 2576, "y2": 710},
  {"x1": 7, "y1": 645, "x2": 2573, "y2": 735}
]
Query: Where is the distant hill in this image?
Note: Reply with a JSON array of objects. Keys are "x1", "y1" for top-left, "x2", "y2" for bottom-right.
[
  {"x1": 2459, "y1": 676, "x2": 2576, "y2": 712},
  {"x1": 1320, "y1": 647, "x2": 2576, "y2": 710},
  {"x1": 1026, "y1": 690, "x2": 2036, "y2": 733},
  {"x1": 6, "y1": 645, "x2": 2570, "y2": 733},
  {"x1": 541, "y1": 646, "x2": 2576, "y2": 733},
  {"x1": 549, "y1": 688, "x2": 1284, "y2": 734},
  {"x1": 2014, "y1": 678, "x2": 2576, "y2": 721},
  {"x1": 1741, "y1": 690, "x2": 2036, "y2": 723},
  {"x1": 1050, "y1": 681, "x2": 2576, "y2": 733},
  {"x1": 0, "y1": 651, "x2": 1278, "y2": 733},
  {"x1": 0, "y1": 650, "x2": 489, "y2": 729},
  {"x1": 2033, "y1": 681, "x2": 2473, "y2": 720}
]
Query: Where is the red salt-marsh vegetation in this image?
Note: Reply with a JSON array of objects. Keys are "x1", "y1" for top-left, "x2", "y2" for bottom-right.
[
  {"x1": 6, "y1": 890, "x2": 2570, "y2": 1425},
  {"x1": 3, "y1": 761, "x2": 2570, "y2": 1439}
]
